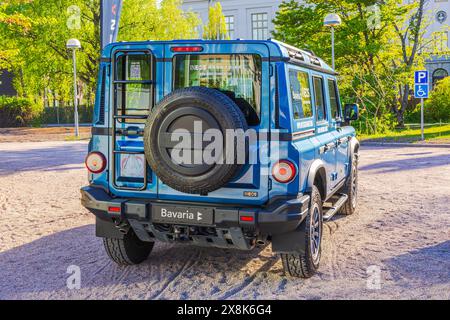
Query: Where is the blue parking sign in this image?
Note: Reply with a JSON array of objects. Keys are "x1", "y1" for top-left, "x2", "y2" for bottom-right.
[
  {"x1": 414, "y1": 70, "x2": 428, "y2": 84},
  {"x1": 414, "y1": 84, "x2": 429, "y2": 98}
]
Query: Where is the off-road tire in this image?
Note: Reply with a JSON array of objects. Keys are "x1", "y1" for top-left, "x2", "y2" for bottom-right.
[
  {"x1": 103, "y1": 229, "x2": 154, "y2": 266},
  {"x1": 340, "y1": 154, "x2": 358, "y2": 215},
  {"x1": 144, "y1": 87, "x2": 248, "y2": 194},
  {"x1": 281, "y1": 186, "x2": 323, "y2": 278}
]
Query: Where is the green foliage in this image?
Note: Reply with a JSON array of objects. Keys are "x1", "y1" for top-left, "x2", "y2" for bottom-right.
[
  {"x1": 0, "y1": 96, "x2": 42, "y2": 127},
  {"x1": 273, "y1": 0, "x2": 431, "y2": 132},
  {"x1": 424, "y1": 77, "x2": 450, "y2": 122},
  {"x1": 41, "y1": 105, "x2": 93, "y2": 124},
  {"x1": 203, "y1": 2, "x2": 228, "y2": 40},
  {"x1": 119, "y1": 0, "x2": 200, "y2": 41},
  {"x1": 0, "y1": 0, "x2": 200, "y2": 114}
]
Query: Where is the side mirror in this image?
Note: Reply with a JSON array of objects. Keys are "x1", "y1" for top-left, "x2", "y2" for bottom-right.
[{"x1": 344, "y1": 103, "x2": 359, "y2": 122}]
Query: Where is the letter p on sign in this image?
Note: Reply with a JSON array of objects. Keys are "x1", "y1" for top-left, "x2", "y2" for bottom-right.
[{"x1": 415, "y1": 70, "x2": 428, "y2": 85}]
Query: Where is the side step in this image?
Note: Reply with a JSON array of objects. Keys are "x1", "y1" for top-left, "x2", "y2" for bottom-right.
[{"x1": 323, "y1": 193, "x2": 348, "y2": 221}]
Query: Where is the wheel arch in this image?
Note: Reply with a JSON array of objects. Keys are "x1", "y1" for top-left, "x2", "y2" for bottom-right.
[
  {"x1": 350, "y1": 137, "x2": 360, "y2": 161},
  {"x1": 306, "y1": 159, "x2": 327, "y2": 201}
]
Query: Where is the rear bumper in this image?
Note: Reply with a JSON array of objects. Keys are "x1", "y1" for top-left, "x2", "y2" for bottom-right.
[{"x1": 81, "y1": 186, "x2": 309, "y2": 244}]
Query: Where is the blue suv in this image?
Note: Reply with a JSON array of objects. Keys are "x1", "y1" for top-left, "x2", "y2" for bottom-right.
[{"x1": 81, "y1": 39, "x2": 360, "y2": 278}]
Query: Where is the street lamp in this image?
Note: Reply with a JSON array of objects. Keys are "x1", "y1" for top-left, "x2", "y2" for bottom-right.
[
  {"x1": 324, "y1": 13, "x2": 342, "y2": 70},
  {"x1": 66, "y1": 38, "x2": 81, "y2": 137}
]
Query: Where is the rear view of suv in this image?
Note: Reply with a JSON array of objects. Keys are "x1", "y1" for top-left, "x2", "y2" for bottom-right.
[{"x1": 81, "y1": 39, "x2": 360, "y2": 278}]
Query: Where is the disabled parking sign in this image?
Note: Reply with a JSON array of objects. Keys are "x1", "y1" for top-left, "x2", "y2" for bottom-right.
[
  {"x1": 414, "y1": 71, "x2": 429, "y2": 98},
  {"x1": 414, "y1": 84, "x2": 429, "y2": 99},
  {"x1": 414, "y1": 70, "x2": 429, "y2": 141}
]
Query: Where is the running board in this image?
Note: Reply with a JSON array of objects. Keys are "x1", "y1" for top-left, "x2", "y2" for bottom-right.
[{"x1": 323, "y1": 193, "x2": 348, "y2": 221}]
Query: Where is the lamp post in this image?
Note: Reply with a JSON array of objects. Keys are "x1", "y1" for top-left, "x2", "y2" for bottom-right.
[
  {"x1": 66, "y1": 38, "x2": 81, "y2": 137},
  {"x1": 324, "y1": 13, "x2": 342, "y2": 70}
]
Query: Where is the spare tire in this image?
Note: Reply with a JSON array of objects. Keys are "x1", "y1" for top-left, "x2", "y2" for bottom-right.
[{"x1": 144, "y1": 87, "x2": 248, "y2": 194}]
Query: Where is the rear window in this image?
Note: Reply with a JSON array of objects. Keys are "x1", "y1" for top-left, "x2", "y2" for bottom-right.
[
  {"x1": 173, "y1": 54, "x2": 262, "y2": 123},
  {"x1": 313, "y1": 76, "x2": 327, "y2": 122}
]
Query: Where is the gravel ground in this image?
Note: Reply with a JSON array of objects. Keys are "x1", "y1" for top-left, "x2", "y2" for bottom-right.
[
  {"x1": 0, "y1": 141, "x2": 449, "y2": 300},
  {"x1": 0, "y1": 127, "x2": 91, "y2": 143}
]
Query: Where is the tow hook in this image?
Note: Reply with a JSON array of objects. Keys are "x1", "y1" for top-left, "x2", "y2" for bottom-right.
[{"x1": 173, "y1": 226, "x2": 189, "y2": 241}]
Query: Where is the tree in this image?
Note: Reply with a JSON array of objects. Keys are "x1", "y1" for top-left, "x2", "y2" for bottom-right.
[
  {"x1": 392, "y1": 0, "x2": 432, "y2": 126},
  {"x1": 0, "y1": 0, "x2": 200, "y2": 108},
  {"x1": 203, "y1": 2, "x2": 228, "y2": 40},
  {"x1": 119, "y1": 0, "x2": 200, "y2": 41},
  {"x1": 273, "y1": 0, "x2": 431, "y2": 131}
]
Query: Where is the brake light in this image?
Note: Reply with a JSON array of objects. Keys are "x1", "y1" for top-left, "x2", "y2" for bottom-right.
[
  {"x1": 108, "y1": 206, "x2": 121, "y2": 213},
  {"x1": 171, "y1": 46, "x2": 204, "y2": 53},
  {"x1": 272, "y1": 160, "x2": 296, "y2": 183},
  {"x1": 240, "y1": 216, "x2": 254, "y2": 222},
  {"x1": 85, "y1": 152, "x2": 107, "y2": 174}
]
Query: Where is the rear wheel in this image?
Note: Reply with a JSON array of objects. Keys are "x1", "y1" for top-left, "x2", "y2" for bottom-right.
[
  {"x1": 103, "y1": 229, "x2": 154, "y2": 266},
  {"x1": 281, "y1": 185, "x2": 323, "y2": 278}
]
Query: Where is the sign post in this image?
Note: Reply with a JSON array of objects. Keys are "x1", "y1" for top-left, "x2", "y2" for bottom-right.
[{"x1": 414, "y1": 71, "x2": 429, "y2": 141}]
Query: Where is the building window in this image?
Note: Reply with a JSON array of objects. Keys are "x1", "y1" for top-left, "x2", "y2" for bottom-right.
[
  {"x1": 224, "y1": 16, "x2": 235, "y2": 39},
  {"x1": 432, "y1": 68, "x2": 448, "y2": 87},
  {"x1": 251, "y1": 13, "x2": 269, "y2": 40},
  {"x1": 432, "y1": 31, "x2": 449, "y2": 53}
]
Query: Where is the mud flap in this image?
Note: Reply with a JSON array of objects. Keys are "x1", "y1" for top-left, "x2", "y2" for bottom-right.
[
  {"x1": 271, "y1": 221, "x2": 307, "y2": 254},
  {"x1": 96, "y1": 217, "x2": 124, "y2": 239}
]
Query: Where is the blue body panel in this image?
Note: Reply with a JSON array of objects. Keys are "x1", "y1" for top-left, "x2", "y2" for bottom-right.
[{"x1": 88, "y1": 39, "x2": 356, "y2": 207}]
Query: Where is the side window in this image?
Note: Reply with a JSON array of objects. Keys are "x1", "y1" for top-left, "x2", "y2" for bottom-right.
[
  {"x1": 115, "y1": 53, "x2": 153, "y2": 121},
  {"x1": 328, "y1": 79, "x2": 341, "y2": 120},
  {"x1": 313, "y1": 76, "x2": 326, "y2": 122},
  {"x1": 289, "y1": 69, "x2": 312, "y2": 119}
]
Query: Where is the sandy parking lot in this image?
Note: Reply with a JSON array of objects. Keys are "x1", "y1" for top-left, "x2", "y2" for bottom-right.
[{"x1": 0, "y1": 141, "x2": 449, "y2": 300}]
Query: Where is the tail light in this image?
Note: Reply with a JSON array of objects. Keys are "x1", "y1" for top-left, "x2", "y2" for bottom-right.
[
  {"x1": 85, "y1": 152, "x2": 107, "y2": 174},
  {"x1": 272, "y1": 160, "x2": 296, "y2": 183}
]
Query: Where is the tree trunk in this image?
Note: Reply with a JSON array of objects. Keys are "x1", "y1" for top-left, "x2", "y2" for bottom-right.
[{"x1": 396, "y1": 84, "x2": 410, "y2": 128}]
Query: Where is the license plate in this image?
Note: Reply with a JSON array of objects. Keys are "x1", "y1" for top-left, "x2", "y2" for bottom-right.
[
  {"x1": 151, "y1": 205, "x2": 214, "y2": 226},
  {"x1": 120, "y1": 154, "x2": 145, "y2": 178}
]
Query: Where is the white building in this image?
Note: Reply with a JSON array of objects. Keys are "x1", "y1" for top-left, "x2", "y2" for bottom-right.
[
  {"x1": 182, "y1": 0, "x2": 283, "y2": 40},
  {"x1": 182, "y1": 0, "x2": 449, "y2": 86},
  {"x1": 417, "y1": 0, "x2": 450, "y2": 87}
]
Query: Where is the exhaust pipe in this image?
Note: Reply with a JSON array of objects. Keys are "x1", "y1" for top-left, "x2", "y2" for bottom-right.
[{"x1": 256, "y1": 239, "x2": 266, "y2": 246}]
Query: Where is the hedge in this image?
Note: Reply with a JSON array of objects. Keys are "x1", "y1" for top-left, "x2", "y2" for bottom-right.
[
  {"x1": 0, "y1": 96, "x2": 42, "y2": 127},
  {"x1": 41, "y1": 105, "x2": 93, "y2": 124}
]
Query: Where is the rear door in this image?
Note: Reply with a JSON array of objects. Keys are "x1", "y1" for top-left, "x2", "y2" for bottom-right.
[
  {"x1": 109, "y1": 44, "x2": 163, "y2": 198},
  {"x1": 327, "y1": 78, "x2": 349, "y2": 184},
  {"x1": 156, "y1": 42, "x2": 271, "y2": 205},
  {"x1": 310, "y1": 73, "x2": 339, "y2": 193}
]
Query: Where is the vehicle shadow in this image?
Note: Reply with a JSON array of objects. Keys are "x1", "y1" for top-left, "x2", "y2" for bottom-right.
[
  {"x1": 360, "y1": 154, "x2": 450, "y2": 173},
  {"x1": 0, "y1": 143, "x2": 87, "y2": 176},
  {"x1": 383, "y1": 241, "x2": 450, "y2": 286},
  {"x1": 0, "y1": 224, "x2": 277, "y2": 299}
]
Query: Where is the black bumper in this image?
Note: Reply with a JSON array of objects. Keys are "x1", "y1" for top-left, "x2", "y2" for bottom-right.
[{"x1": 81, "y1": 186, "x2": 309, "y2": 237}]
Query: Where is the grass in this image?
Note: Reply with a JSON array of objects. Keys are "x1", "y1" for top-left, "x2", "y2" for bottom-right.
[
  {"x1": 64, "y1": 135, "x2": 90, "y2": 141},
  {"x1": 358, "y1": 124, "x2": 450, "y2": 144}
]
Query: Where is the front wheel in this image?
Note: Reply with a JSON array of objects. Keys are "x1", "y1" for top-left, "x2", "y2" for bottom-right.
[
  {"x1": 340, "y1": 154, "x2": 358, "y2": 215},
  {"x1": 103, "y1": 229, "x2": 154, "y2": 266},
  {"x1": 280, "y1": 185, "x2": 323, "y2": 278}
]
